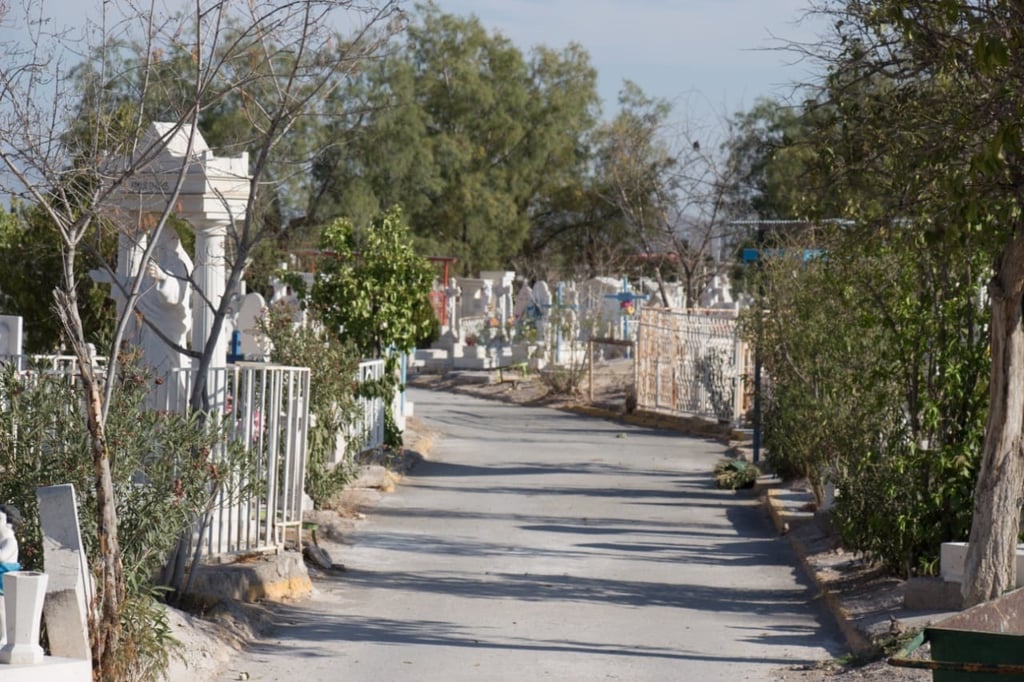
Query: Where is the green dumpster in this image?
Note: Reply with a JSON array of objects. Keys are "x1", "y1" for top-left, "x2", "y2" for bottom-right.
[{"x1": 890, "y1": 587, "x2": 1024, "y2": 680}]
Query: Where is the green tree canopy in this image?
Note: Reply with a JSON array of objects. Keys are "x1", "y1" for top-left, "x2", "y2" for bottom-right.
[
  {"x1": 0, "y1": 202, "x2": 113, "y2": 352},
  {"x1": 309, "y1": 3, "x2": 601, "y2": 276},
  {"x1": 724, "y1": 98, "x2": 838, "y2": 221},
  {"x1": 311, "y1": 206, "x2": 436, "y2": 359}
]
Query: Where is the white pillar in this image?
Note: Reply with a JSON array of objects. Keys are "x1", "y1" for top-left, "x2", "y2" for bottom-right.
[{"x1": 192, "y1": 219, "x2": 228, "y2": 373}]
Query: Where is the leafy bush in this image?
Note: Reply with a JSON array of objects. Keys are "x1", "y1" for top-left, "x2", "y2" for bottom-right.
[
  {"x1": 714, "y1": 460, "x2": 761, "y2": 490},
  {"x1": 0, "y1": 357, "x2": 228, "y2": 678},
  {"x1": 742, "y1": 226, "x2": 988, "y2": 576},
  {"x1": 539, "y1": 364, "x2": 586, "y2": 397},
  {"x1": 259, "y1": 302, "x2": 364, "y2": 508}
]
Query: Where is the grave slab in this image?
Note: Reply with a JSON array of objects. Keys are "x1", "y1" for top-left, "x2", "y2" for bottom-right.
[{"x1": 35, "y1": 485, "x2": 91, "y2": 662}]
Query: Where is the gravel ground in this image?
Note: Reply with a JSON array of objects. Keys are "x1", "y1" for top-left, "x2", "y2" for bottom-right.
[{"x1": 776, "y1": 657, "x2": 931, "y2": 681}]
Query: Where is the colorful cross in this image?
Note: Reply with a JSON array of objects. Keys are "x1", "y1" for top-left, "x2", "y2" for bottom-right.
[{"x1": 604, "y1": 278, "x2": 649, "y2": 352}]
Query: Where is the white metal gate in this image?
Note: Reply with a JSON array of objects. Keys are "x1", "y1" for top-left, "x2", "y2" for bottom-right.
[{"x1": 153, "y1": 363, "x2": 311, "y2": 557}]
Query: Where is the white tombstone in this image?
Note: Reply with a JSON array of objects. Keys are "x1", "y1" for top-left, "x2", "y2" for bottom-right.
[
  {"x1": 456, "y1": 278, "x2": 488, "y2": 317},
  {"x1": 106, "y1": 121, "x2": 251, "y2": 410},
  {"x1": 0, "y1": 316, "x2": 23, "y2": 360},
  {"x1": 565, "y1": 282, "x2": 581, "y2": 341},
  {"x1": 662, "y1": 282, "x2": 686, "y2": 309},
  {"x1": 532, "y1": 280, "x2": 552, "y2": 338},
  {"x1": 235, "y1": 292, "x2": 270, "y2": 360},
  {"x1": 36, "y1": 485, "x2": 92, "y2": 663},
  {"x1": 480, "y1": 279, "x2": 494, "y2": 316},
  {"x1": 444, "y1": 277, "x2": 461, "y2": 338},
  {"x1": 513, "y1": 282, "x2": 534, "y2": 320},
  {"x1": 268, "y1": 275, "x2": 307, "y2": 326},
  {"x1": 699, "y1": 274, "x2": 735, "y2": 309},
  {"x1": 481, "y1": 271, "x2": 515, "y2": 332},
  {"x1": 578, "y1": 277, "x2": 622, "y2": 336},
  {"x1": 639, "y1": 278, "x2": 677, "y2": 309}
]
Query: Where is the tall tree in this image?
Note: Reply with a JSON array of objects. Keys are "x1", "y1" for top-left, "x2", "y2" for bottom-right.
[
  {"x1": 0, "y1": 202, "x2": 114, "y2": 352},
  {"x1": 723, "y1": 97, "x2": 838, "y2": 221},
  {"x1": 807, "y1": 0, "x2": 1024, "y2": 606},
  {"x1": 310, "y1": 3, "x2": 601, "y2": 276},
  {"x1": 594, "y1": 82, "x2": 739, "y2": 308}
]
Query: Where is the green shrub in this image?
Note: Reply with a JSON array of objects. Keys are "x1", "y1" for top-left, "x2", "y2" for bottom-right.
[
  {"x1": 259, "y1": 301, "x2": 364, "y2": 507},
  {"x1": 714, "y1": 459, "x2": 761, "y2": 490},
  {"x1": 742, "y1": 226, "x2": 988, "y2": 577}
]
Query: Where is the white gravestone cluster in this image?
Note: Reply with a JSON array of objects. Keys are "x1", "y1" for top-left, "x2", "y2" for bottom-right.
[{"x1": 415, "y1": 269, "x2": 742, "y2": 372}]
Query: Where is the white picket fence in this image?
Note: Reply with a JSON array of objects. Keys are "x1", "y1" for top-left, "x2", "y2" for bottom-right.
[
  {"x1": 0, "y1": 353, "x2": 106, "y2": 376},
  {"x1": 145, "y1": 363, "x2": 312, "y2": 556}
]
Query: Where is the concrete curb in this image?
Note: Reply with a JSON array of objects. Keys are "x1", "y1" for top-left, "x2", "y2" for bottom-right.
[
  {"x1": 762, "y1": 487, "x2": 878, "y2": 659},
  {"x1": 564, "y1": 404, "x2": 735, "y2": 439},
  {"x1": 190, "y1": 550, "x2": 312, "y2": 605}
]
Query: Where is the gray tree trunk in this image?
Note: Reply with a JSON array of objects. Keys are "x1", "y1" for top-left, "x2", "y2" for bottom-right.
[{"x1": 962, "y1": 235, "x2": 1024, "y2": 607}]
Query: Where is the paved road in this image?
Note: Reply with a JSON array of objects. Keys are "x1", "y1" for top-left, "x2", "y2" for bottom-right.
[{"x1": 220, "y1": 388, "x2": 843, "y2": 681}]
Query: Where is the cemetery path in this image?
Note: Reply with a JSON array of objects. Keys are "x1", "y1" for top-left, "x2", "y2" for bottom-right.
[{"x1": 214, "y1": 388, "x2": 844, "y2": 681}]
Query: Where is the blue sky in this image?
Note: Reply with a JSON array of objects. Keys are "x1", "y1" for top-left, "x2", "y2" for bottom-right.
[{"x1": 438, "y1": 0, "x2": 828, "y2": 132}]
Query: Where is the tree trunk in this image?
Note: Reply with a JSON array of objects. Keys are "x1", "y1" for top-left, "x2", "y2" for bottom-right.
[
  {"x1": 962, "y1": 234, "x2": 1024, "y2": 607},
  {"x1": 55, "y1": 285, "x2": 126, "y2": 678},
  {"x1": 85, "y1": 371, "x2": 125, "y2": 677}
]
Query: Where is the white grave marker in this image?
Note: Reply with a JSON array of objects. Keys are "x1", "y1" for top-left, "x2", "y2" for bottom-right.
[
  {"x1": 36, "y1": 485, "x2": 92, "y2": 662},
  {"x1": 0, "y1": 316, "x2": 23, "y2": 359}
]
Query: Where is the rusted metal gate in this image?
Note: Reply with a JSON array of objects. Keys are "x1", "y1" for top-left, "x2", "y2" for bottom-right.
[{"x1": 635, "y1": 308, "x2": 750, "y2": 424}]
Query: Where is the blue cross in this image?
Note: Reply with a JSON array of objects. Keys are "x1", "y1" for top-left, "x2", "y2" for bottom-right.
[{"x1": 604, "y1": 278, "x2": 649, "y2": 353}]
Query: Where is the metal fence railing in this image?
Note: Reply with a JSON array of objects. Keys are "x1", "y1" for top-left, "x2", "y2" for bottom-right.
[
  {"x1": 1, "y1": 356, "x2": 311, "y2": 559},
  {"x1": 0, "y1": 353, "x2": 395, "y2": 558},
  {"x1": 0, "y1": 353, "x2": 107, "y2": 376},
  {"x1": 152, "y1": 363, "x2": 311, "y2": 557},
  {"x1": 354, "y1": 359, "x2": 386, "y2": 453},
  {"x1": 635, "y1": 308, "x2": 750, "y2": 424}
]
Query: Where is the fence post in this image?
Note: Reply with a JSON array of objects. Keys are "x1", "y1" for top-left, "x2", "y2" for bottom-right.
[
  {"x1": 732, "y1": 336, "x2": 745, "y2": 426},
  {"x1": 588, "y1": 339, "x2": 594, "y2": 404}
]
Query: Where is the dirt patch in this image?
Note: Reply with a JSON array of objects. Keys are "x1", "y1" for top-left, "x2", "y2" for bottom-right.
[{"x1": 406, "y1": 358, "x2": 636, "y2": 414}]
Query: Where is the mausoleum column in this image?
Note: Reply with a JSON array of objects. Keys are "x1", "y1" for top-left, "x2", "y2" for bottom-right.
[{"x1": 192, "y1": 217, "x2": 229, "y2": 372}]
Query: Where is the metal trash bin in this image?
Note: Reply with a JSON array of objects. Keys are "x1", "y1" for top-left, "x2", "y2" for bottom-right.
[{"x1": 890, "y1": 587, "x2": 1024, "y2": 680}]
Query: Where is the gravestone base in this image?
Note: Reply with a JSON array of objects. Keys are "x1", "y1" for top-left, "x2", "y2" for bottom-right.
[
  {"x1": 452, "y1": 356, "x2": 492, "y2": 370},
  {"x1": 941, "y1": 542, "x2": 1024, "y2": 587},
  {"x1": 510, "y1": 343, "x2": 539, "y2": 364},
  {"x1": 187, "y1": 550, "x2": 311, "y2": 604},
  {"x1": 489, "y1": 346, "x2": 513, "y2": 365},
  {"x1": 904, "y1": 576, "x2": 963, "y2": 611},
  {"x1": 413, "y1": 348, "x2": 449, "y2": 373},
  {"x1": 1, "y1": 657, "x2": 91, "y2": 681},
  {"x1": 452, "y1": 345, "x2": 492, "y2": 370},
  {"x1": 553, "y1": 347, "x2": 586, "y2": 366}
]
